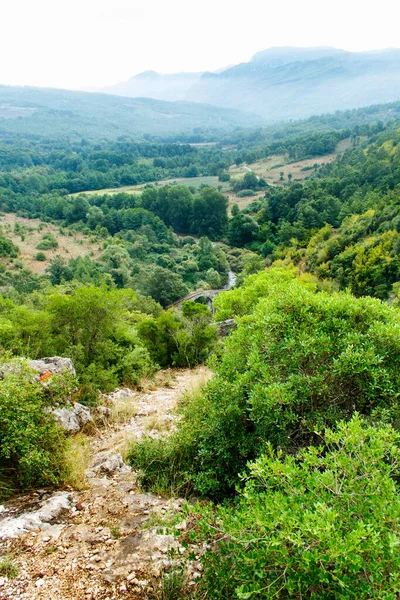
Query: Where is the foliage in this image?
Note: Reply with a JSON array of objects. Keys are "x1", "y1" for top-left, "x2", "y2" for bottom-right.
[
  {"x1": 137, "y1": 301, "x2": 217, "y2": 368},
  {"x1": 0, "y1": 286, "x2": 157, "y2": 401},
  {"x1": 130, "y1": 270, "x2": 400, "y2": 498},
  {"x1": 0, "y1": 360, "x2": 75, "y2": 495},
  {"x1": 196, "y1": 416, "x2": 400, "y2": 599},
  {"x1": 0, "y1": 235, "x2": 19, "y2": 258}
]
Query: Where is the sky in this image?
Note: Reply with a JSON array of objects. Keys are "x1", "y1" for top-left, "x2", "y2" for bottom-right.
[{"x1": 1, "y1": 0, "x2": 400, "y2": 90}]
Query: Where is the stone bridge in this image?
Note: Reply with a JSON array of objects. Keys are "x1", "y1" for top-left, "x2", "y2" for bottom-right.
[{"x1": 168, "y1": 288, "x2": 225, "y2": 311}]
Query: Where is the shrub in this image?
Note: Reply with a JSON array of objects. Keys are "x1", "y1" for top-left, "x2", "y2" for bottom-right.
[
  {"x1": 137, "y1": 301, "x2": 217, "y2": 368},
  {"x1": 130, "y1": 270, "x2": 400, "y2": 498},
  {"x1": 36, "y1": 232, "x2": 58, "y2": 250},
  {"x1": 0, "y1": 236, "x2": 19, "y2": 258},
  {"x1": 0, "y1": 360, "x2": 76, "y2": 496},
  {"x1": 35, "y1": 252, "x2": 46, "y2": 261},
  {"x1": 236, "y1": 189, "x2": 256, "y2": 197},
  {"x1": 196, "y1": 416, "x2": 400, "y2": 599}
]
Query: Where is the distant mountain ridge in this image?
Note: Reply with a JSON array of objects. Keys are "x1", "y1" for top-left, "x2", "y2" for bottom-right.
[
  {"x1": 104, "y1": 47, "x2": 400, "y2": 121},
  {"x1": 0, "y1": 85, "x2": 263, "y2": 140}
]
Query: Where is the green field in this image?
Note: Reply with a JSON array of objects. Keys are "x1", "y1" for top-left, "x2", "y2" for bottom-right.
[{"x1": 71, "y1": 176, "x2": 231, "y2": 197}]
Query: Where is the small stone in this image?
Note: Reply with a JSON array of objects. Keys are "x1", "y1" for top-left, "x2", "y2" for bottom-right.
[
  {"x1": 36, "y1": 578, "x2": 44, "y2": 588},
  {"x1": 76, "y1": 502, "x2": 84, "y2": 511}
]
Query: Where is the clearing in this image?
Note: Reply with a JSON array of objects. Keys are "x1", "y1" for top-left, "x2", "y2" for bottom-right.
[{"x1": 0, "y1": 214, "x2": 103, "y2": 274}]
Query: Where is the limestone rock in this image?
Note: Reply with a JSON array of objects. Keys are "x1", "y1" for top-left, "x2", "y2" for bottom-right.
[
  {"x1": 216, "y1": 318, "x2": 236, "y2": 337},
  {"x1": 52, "y1": 407, "x2": 81, "y2": 433},
  {"x1": 0, "y1": 492, "x2": 72, "y2": 540},
  {"x1": 73, "y1": 402, "x2": 91, "y2": 426},
  {"x1": 29, "y1": 357, "x2": 76, "y2": 378},
  {"x1": 52, "y1": 402, "x2": 91, "y2": 433},
  {"x1": 91, "y1": 453, "x2": 131, "y2": 476}
]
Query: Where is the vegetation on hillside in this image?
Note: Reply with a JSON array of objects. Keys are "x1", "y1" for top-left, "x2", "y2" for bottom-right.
[{"x1": 3, "y1": 98, "x2": 400, "y2": 599}]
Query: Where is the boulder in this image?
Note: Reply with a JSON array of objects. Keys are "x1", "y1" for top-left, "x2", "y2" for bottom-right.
[
  {"x1": 29, "y1": 357, "x2": 76, "y2": 378},
  {"x1": 90, "y1": 453, "x2": 131, "y2": 476},
  {"x1": 52, "y1": 402, "x2": 92, "y2": 434},
  {"x1": 73, "y1": 402, "x2": 91, "y2": 426},
  {"x1": 52, "y1": 407, "x2": 80, "y2": 433},
  {"x1": 0, "y1": 356, "x2": 76, "y2": 381}
]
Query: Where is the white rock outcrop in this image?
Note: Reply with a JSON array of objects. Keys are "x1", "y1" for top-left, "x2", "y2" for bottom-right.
[
  {"x1": 52, "y1": 402, "x2": 92, "y2": 433},
  {"x1": 0, "y1": 492, "x2": 72, "y2": 540}
]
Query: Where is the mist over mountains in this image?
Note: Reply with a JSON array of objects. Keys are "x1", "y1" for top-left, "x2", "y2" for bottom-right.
[{"x1": 103, "y1": 47, "x2": 400, "y2": 121}]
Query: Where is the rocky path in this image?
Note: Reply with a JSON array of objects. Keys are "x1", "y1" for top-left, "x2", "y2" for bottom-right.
[{"x1": 0, "y1": 367, "x2": 210, "y2": 600}]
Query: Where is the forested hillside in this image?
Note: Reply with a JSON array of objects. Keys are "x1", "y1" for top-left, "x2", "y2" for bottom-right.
[{"x1": 0, "y1": 85, "x2": 261, "y2": 140}]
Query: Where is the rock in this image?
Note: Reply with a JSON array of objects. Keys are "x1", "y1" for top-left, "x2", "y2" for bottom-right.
[
  {"x1": 105, "y1": 388, "x2": 134, "y2": 404},
  {"x1": 0, "y1": 492, "x2": 72, "y2": 540},
  {"x1": 95, "y1": 406, "x2": 112, "y2": 418},
  {"x1": 91, "y1": 454, "x2": 131, "y2": 476},
  {"x1": 52, "y1": 407, "x2": 80, "y2": 433},
  {"x1": 29, "y1": 357, "x2": 76, "y2": 378},
  {"x1": 52, "y1": 402, "x2": 91, "y2": 433},
  {"x1": 216, "y1": 319, "x2": 236, "y2": 337},
  {"x1": 73, "y1": 403, "x2": 91, "y2": 427}
]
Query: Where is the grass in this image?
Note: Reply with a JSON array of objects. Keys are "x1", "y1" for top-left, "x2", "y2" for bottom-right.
[
  {"x1": 63, "y1": 433, "x2": 91, "y2": 490},
  {"x1": 0, "y1": 556, "x2": 19, "y2": 579},
  {"x1": 110, "y1": 393, "x2": 137, "y2": 424},
  {"x1": 110, "y1": 523, "x2": 121, "y2": 539},
  {"x1": 159, "y1": 570, "x2": 187, "y2": 600}
]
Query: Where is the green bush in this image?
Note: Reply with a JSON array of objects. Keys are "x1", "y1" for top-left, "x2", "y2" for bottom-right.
[
  {"x1": 236, "y1": 189, "x2": 256, "y2": 198},
  {"x1": 36, "y1": 232, "x2": 58, "y2": 250},
  {"x1": 35, "y1": 252, "x2": 46, "y2": 261},
  {"x1": 0, "y1": 361, "x2": 76, "y2": 496},
  {"x1": 0, "y1": 236, "x2": 19, "y2": 258},
  {"x1": 130, "y1": 270, "x2": 400, "y2": 498},
  {"x1": 137, "y1": 301, "x2": 217, "y2": 368},
  {"x1": 196, "y1": 416, "x2": 400, "y2": 599}
]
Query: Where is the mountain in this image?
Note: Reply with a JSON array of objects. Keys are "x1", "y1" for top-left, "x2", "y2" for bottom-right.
[
  {"x1": 105, "y1": 47, "x2": 400, "y2": 122},
  {"x1": 187, "y1": 48, "x2": 400, "y2": 120},
  {"x1": 103, "y1": 70, "x2": 204, "y2": 101},
  {"x1": 0, "y1": 85, "x2": 262, "y2": 140}
]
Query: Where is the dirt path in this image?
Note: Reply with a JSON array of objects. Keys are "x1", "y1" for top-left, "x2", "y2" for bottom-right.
[{"x1": 0, "y1": 367, "x2": 210, "y2": 600}]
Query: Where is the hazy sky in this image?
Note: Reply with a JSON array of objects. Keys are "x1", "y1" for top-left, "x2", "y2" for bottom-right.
[{"x1": 1, "y1": 0, "x2": 399, "y2": 89}]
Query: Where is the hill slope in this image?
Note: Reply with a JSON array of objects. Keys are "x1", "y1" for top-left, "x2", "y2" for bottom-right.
[{"x1": 0, "y1": 86, "x2": 262, "y2": 140}]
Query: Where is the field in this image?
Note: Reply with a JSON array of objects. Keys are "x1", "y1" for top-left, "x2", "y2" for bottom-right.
[
  {"x1": 70, "y1": 138, "x2": 359, "y2": 213},
  {"x1": 229, "y1": 138, "x2": 357, "y2": 187},
  {"x1": 0, "y1": 214, "x2": 103, "y2": 274},
  {"x1": 71, "y1": 176, "x2": 231, "y2": 198}
]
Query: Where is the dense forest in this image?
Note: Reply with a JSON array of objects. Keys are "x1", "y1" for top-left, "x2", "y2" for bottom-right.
[{"x1": 2, "y1": 98, "x2": 400, "y2": 598}]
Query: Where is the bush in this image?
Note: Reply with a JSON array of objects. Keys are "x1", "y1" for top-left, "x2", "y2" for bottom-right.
[
  {"x1": 196, "y1": 416, "x2": 400, "y2": 599},
  {"x1": 0, "y1": 361, "x2": 76, "y2": 496},
  {"x1": 0, "y1": 236, "x2": 19, "y2": 258},
  {"x1": 130, "y1": 270, "x2": 400, "y2": 498},
  {"x1": 36, "y1": 232, "x2": 58, "y2": 250},
  {"x1": 236, "y1": 189, "x2": 256, "y2": 197},
  {"x1": 137, "y1": 301, "x2": 217, "y2": 368},
  {"x1": 35, "y1": 252, "x2": 46, "y2": 261}
]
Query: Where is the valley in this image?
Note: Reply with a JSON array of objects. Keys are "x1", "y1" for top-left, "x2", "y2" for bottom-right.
[{"x1": 2, "y1": 36, "x2": 400, "y2": 599}]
